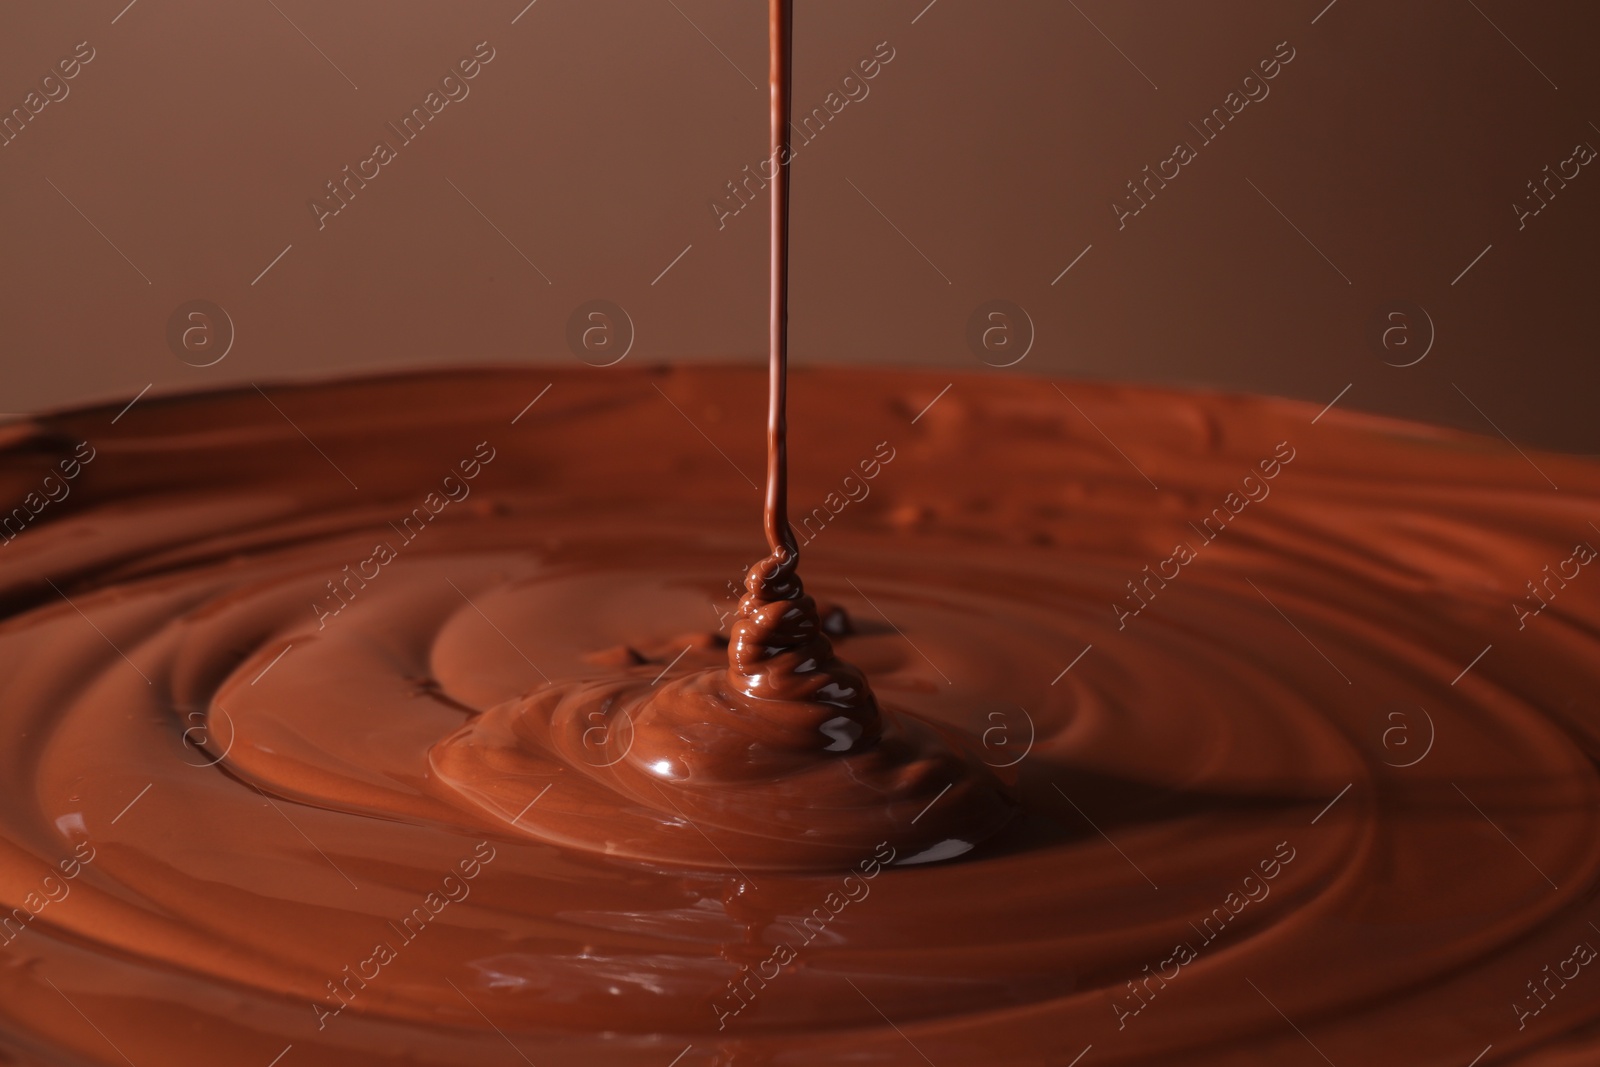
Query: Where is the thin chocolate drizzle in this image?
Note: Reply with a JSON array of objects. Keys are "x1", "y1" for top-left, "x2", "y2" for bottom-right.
[
  {"x1": 425, "y1": 0, "x2": 1014, "y2": 872},
  {"x1": 729, "y1": 0, "x2": 878, "y2": 727}
]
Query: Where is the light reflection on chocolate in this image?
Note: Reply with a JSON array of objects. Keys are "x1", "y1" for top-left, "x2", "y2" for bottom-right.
[
  {"x1": 0, "y1": 365, "x2": 1596, "y2": 1064},
  {"x1": 430, "y1": 0, "x2": 1013, "y2": 877},
  {"x1": 3, "y1": 5, "x2": 1598, "y2": 1063}
]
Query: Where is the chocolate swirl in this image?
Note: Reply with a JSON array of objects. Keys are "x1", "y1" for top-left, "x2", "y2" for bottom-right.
[
  {"x1": 437, "y1": 0, "x2": 1007, "y2": 873},
  {"x1": 1, "y1": 366, "x2": 1598, "y2": 1066},
  {"x1": 728, "y1": 549, "x2": 879, "y2": 735},
  {"x1": 428, "y1": 524, "x2": 1015, "y2": 870}
]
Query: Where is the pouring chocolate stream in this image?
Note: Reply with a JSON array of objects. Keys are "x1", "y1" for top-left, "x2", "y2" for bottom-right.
[
  {"x1": 427, "y1": 0, "x2": 1017, "y2": 870},
  {"x1": 1, "y1": 3, "x2": 1598, "y2": 1063}
]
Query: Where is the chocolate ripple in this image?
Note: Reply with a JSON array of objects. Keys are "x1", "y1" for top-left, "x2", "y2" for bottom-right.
[{"x1": 0, "y1": 366, "x2": 1596, "y2": 1066}]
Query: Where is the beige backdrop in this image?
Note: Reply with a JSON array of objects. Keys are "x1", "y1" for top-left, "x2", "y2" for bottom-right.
[{"x1": 1, "y1": 0, "x2": 1596, "y2": 452}]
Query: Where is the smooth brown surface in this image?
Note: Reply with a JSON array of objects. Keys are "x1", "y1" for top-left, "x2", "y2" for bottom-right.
[
  {"x1": 2, "y1": 1, "x2": 1599, "y2": 450},
  {"x1": 0, "y1": 364, "x2": 1596, "y2": 1064}
]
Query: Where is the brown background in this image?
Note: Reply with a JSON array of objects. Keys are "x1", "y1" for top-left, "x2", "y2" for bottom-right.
[{"x1": 0, "y1": 0, "x2": 1595, "y2": 451}]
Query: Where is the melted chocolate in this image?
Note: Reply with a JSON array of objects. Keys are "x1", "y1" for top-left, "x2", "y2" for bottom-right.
[
  {"x1": 0, "y1": 365, "x2": 1597, "y2": 1065},
  {"x1": 2, "y1": 6, "x2": 1598, "y2": 1065},
  {"x1": 430, "y1": 0, "x2": 1012, "y2": 874}
]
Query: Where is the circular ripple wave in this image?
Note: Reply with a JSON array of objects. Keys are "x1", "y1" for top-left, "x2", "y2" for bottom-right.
[{"x1": 0, "y1": 366, "x2": 1595, "y2": 1067}]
